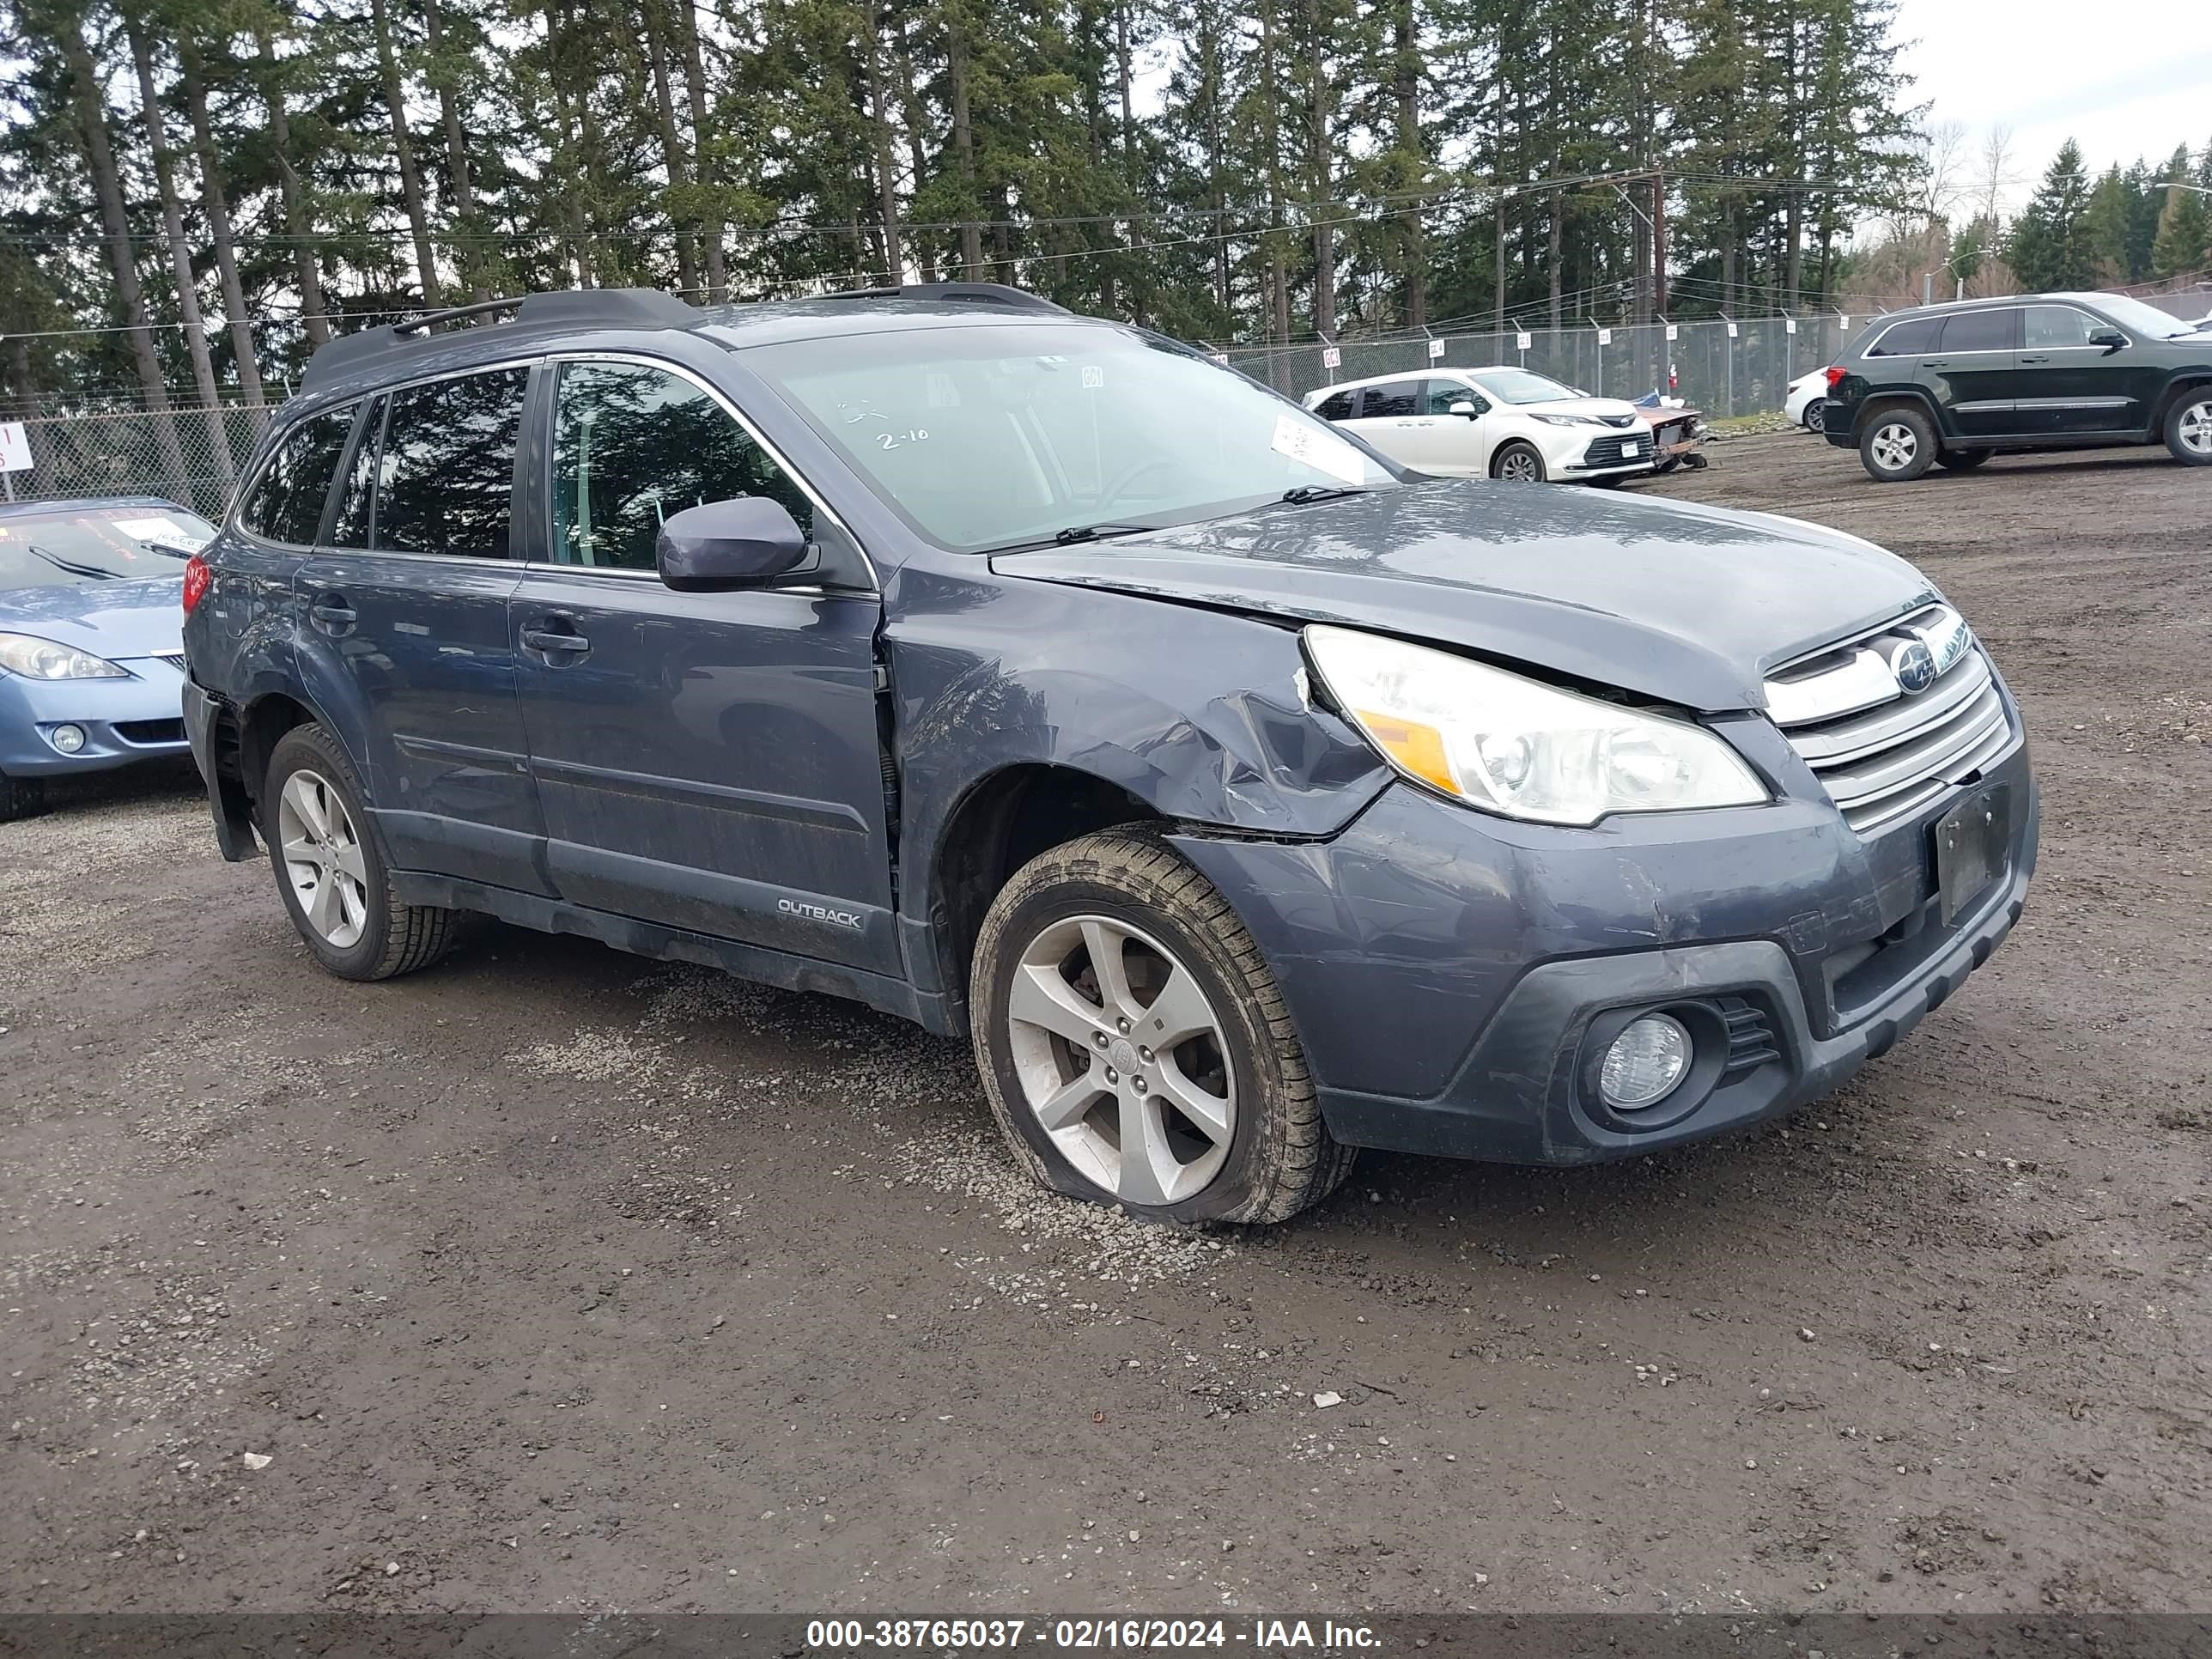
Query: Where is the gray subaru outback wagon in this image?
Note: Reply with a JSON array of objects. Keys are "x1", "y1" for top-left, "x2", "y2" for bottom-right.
[{"x1": 181, "y1": 285, "x2": 2037, "y2": 1224}]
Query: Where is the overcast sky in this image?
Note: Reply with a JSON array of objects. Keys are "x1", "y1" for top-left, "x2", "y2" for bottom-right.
[{"x1": 1896, "y1": 0, "x2": 2212, "y2": 202}]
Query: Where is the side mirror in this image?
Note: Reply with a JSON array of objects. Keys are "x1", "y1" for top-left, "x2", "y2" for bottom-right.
[
  {"x1": 2089, "y1": 328, "x2": 2127, "y2": 352},
  {"x1": 1448, "y1": 400, "x2": 1481, "y2": 419},
  {"x1": 656, "y1": 495, "x2": 811, "y2": 591}
]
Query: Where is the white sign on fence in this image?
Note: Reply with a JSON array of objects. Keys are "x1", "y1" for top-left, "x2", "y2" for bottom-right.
[
  {"x1": 1664, "y1": 323, "x2": 1679, "y2": 342},
  {"x1": 1725, "y1": 320, "x2": 1739, "y2": 338},
  {"x1": 0, "y1": 422, "x2": 30, "y2": 472},
  {"x1": 1426, "y1": 338, "x2": 1445, "y2": 360},
  {"x1": 1516, "y1": 331, "x2": 1532, "y2": 351},
  {"x1": 1596, "y1": 328, "x2": 1613, "y2": 345},
  {"x1": 1784, "y1": 318, "x2": 1798, "y2": 335},
  {"x1": 1839, "y1": 315, "x2": 1850, "y2": 331},
  {"x1": 1321, "y1": 345, "x2": 1342, "y2": 369}
]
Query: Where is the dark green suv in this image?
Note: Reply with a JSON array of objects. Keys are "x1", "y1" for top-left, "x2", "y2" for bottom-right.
[{"x1": 1823, "y1": 293, "x2": 2212, "y2": 481}]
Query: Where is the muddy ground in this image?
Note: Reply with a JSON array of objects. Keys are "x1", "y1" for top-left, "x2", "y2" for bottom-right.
[{"x1": 2, "y1": 434, "x2": 2207, "y2": 1618}]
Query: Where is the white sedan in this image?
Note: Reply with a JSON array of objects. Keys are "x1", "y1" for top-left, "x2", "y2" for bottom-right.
[
  {"x1": 1784, "y1": 368, "x2": 1831, "y2": 434},
  {"x1": 1304, "y1": 367, "x2": 1657, "y2": 484}
]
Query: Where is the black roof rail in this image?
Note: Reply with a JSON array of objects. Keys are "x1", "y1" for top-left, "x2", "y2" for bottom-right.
[
  {"x1": 301, "y1": 288, "x2": 697, "y2": 392},
  {"x1": 805, "y1": 282, "x2": 1070, "y2": 313}
]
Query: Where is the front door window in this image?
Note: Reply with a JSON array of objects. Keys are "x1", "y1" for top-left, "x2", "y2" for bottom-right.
[{"x1": 550, "y1": 362, "x2": 815, "y2": 570}]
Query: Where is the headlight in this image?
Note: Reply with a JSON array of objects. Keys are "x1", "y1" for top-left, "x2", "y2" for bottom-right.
[
  {"x1": 0, "y1": 633, "x2": 130, "y2": 680},
  {"x1": 1531, "y1": 412, "x2": 1605, "y2": 427},
  {"x1": 1304, "y1": 625, "x2": 1768, "y2": 825}
]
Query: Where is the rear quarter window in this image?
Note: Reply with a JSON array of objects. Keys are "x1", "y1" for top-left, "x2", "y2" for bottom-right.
[{"x1": 240, "y1": 409, "x2": 356, "y2": 545}]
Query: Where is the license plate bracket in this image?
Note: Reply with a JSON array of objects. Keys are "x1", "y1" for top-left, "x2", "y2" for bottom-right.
[{"x1": 1932, "y1": 783, "x2": 2008, "y2": 924}]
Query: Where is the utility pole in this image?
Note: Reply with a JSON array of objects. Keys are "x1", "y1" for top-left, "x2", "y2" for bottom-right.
[
  {"x1": 1652, "y1": 169, "x2": 1667, "y2": 316},
  {"x1": 1494, "y1": 192, "x2": 1507, "y2": 331}
]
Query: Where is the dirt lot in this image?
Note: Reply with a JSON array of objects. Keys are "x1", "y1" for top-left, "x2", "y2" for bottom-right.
[{"x1": 3, "y1": 434, "x2": 2208, "y2": 1619}]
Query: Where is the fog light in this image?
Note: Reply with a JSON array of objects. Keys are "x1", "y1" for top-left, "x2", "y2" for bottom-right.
[
  {"x1": 1600, "y1": 1013, "x2": 1692, "y2": 1110},
  {"x1": 50, "y1": 723, "x2": 87, "y2": 755}
]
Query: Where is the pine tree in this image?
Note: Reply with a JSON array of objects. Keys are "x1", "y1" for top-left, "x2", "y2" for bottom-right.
[{"x1": 2007, "y1": 140, "x2": 2096, "y2": 292}]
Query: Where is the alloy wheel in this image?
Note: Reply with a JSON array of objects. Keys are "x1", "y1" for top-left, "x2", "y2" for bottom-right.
[
  {"x1": 277, "y1": 769, "x2": 370, "y2": 949},
  {"x1": 1004, "y1": 914, "x2": 1236, "y2": 1206},
  {"x1": 1869, "y1": 422, "x2": 1918, "y2": 472},
  {"x1": 2180, "y1": 399, "x2": 2212, "y2": 458},
  {"x1": 1805, "y1": 401, "x2": 1826, "y2": 434},
  {"x1": 1497, "y1": 449, "x2": 1540, "y2": 482}
]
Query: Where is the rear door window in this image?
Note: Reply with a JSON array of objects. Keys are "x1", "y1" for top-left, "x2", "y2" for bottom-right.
[
  {"x1": 372, "y1": 366, "x2": 531, "y2": 559},
  {"x1": 240, "y1": 408, "x2": 354, "y2": 545},
  {"x1": 1935, "y1": 310, "x2": 2017, "y2": 353},
  {"x1": 1312, "y1": 389, "x2": 1356, "y2": 422},
  {"x1": 1866, "y1": 317, "x2": 1938, "y2": 357},
  {"x1": 1361, "y1": 380, "x2": 1421, "y2": 419}
]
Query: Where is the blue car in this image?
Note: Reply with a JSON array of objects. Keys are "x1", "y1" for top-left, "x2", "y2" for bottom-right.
[{"x1": 0, "y1": 496, "x2": 216, "y2": 820}]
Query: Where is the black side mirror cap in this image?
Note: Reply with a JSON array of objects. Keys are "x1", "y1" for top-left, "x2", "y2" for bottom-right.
[
  {"x1": 2090, "y1": 329, "x2": 2127, "y2": 352},
  {"x1": 656, "y1": 496, "x2": 812, "y2": 591}
]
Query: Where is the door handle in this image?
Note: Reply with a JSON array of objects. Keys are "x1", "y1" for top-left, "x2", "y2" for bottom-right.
[
  {"x1": 2019, "y1": 355, "x2": 2049, "y2": 364},
  {"x1": 308, "y1": 593, "x2": 356, "y2": 632},
  {"x1": 520, "y1": 621, "x2": 590, "y2": 659},
  {"x1": 1923, "y1": 358, "x2": 1949, "y2": 368}
]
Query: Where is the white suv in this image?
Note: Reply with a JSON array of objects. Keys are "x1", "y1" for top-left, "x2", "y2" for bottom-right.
[{"x1": 1305, "y1": 367, "x2": 1656, "y2": 484}]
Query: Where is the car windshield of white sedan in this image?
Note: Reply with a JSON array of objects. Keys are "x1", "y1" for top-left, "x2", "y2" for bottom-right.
[
  {"x1": 0, "y1": 507, "x2": 216, "y2": 591},
  {"x1": 1469, "y1": 368, "x2": 1583, "y2": 405},
  {"x1": 754, "y1": 324, "x2": 1400, "y2": 551}
]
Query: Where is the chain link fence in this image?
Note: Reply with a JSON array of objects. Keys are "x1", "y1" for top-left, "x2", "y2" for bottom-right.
[
  {"x1": 2, "y1": 402, "x2": 268, "y2": 522},
  {"x1": 6, "y1": 288, "x2": 2206, "y2": 519},
  {"x1": 1218, "y1": 313, "x2": 1861, "y2": 415}
]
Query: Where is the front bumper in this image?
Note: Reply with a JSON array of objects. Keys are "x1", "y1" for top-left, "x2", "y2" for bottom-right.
[
  {"x1": 1170, "y1": 735, "x2": 2037, "y2": 1166},
  {"x1": 0, "y1": 657, "x2": 194, "y2": 777},
  {"x1": 1559, "y1": 428, "x2": 1656, "y2": 475}
]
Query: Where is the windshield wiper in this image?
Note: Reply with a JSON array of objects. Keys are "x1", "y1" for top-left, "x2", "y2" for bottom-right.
[
  {"x1": 25, "y1": 544, "x2": 118, "y2": 580},
  {"x1": 1279, "y1": 484, "x2": 1368, "y2": 505},
  {"x1": 1052, "y1": 521, "x2": 1156, "y2": 545}
]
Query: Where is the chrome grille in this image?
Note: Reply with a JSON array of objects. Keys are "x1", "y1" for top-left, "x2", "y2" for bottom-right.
[{"x1": 1767, "y1": 605, "x2": 2015, "y2": 836}]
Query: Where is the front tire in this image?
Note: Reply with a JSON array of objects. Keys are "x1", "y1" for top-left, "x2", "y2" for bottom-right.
[
  {"x1": 1859, "y1": 406, "x2": 1937, "y2": 482},
  {"x1": 969, "y1": 827, "x2": 1354, "y2": 1225},
  {"x1": 264, "y1": 725, "x2": 463, "y2": 981},
  {"x1": 1491, "y1": 440, "x2": 1547, "y2": 483},
  {"x1": 2166, "y1": 391, "x2": 2212, "y2": 465}
]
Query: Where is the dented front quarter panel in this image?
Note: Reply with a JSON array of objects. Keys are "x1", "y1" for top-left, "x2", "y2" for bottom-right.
[{"x1": 885, "y1": 555, "x2": 1391, "y2": 945}]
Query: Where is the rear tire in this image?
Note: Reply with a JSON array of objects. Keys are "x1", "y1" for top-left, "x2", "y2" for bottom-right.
[
  {"x1": 0, "y1": 769, "x2": 46, "y2": 823},
  {"x1": 2166, "y1": 391, "x2": 2212, "y2": 465},
  {"x1": 1491, "y1": 441, "x2": 1547, "y2": 483},
  {"x1": 1938, "y1": 448, "x2": 1992, "y2": 471},
  {"x1": 969, "y1": 826, "x2": 1355, "y2": 1226},
  {"x1": 1802, "y1": 400, "x2": 1827, "y2": 434},
  {"x1": 263, "y1": 724, "x2": 463, "y2": 981},
  {"x1": 1859, "y1": 406, "x2": 1937, "y2": 482}
]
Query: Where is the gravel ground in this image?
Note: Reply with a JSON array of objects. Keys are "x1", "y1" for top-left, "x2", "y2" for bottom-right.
[{"x1": 2, "y1": 434, "x2": 2207, "y2": 1617}]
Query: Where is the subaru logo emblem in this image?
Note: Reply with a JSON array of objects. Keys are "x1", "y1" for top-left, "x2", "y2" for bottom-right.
[{"x1": 1893, "y1": 640, "x2": 1937, "y2": 693}]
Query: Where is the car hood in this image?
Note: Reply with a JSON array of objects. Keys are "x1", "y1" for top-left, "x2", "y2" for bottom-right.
[
  {"x1": 0, "y1": 575, "x2": 185, "y2": 659},
  {"x1": 1516, "y1": 395, "x2": 1642, "y2": 422},
  {"x1": 993, "y1": 481, "x2": 1938, "y2": 713}
]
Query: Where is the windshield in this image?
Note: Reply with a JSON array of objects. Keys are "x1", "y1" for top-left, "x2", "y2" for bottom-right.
[
  {"x1": 1467, "y1": 368, "x2": 1582, "y2": 405},
  {"x1": 0, "y1": 504, "x2": 216, "y2": 592},
  {"x1": 2094, "y1": 295, "x2": 2196, "y2": 341},
  {"x1": 747, "y1": 323, "x2": 1401, "y2": 551}
]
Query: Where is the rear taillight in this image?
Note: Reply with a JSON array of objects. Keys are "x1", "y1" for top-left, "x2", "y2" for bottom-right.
[
  {"x1": 1823, "y1": 365, "x2": 1846, "y2": 391},
  {"x1": 181, "y1": 552, "x2": 212, "y2": 615}
]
